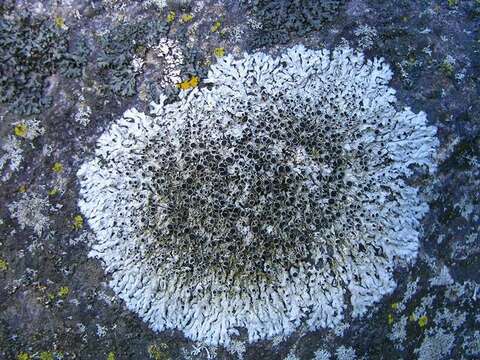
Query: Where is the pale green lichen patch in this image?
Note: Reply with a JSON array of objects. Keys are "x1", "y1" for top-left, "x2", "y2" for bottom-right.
[
  {"x1": 72, "y1": 215, "x2": 83, "y2": 230},
  {"x1": 39, "y1": 352, "x2": 54, "y2": 360},
  {"x1": 16, "y1": 352, "x2": 30, "y2": 360},
  {"x1": 0, "y1": 258, "x2": 8, "y2": 271},
  {"x1": 148, "y1": 343, "x2": 170, "y2": 360},
  {"x1": 58, "y1": 286, "x2": 70, "y2": 298},
  {"x1": 52, "y1": 162, "x2": 63, "y2": 173},
  {"x1": 210, "y1": 20, "x2": 221, "y2": 33}
]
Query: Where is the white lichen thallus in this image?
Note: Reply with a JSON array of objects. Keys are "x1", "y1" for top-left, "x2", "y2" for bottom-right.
[{"x1": 78, "y1": 45, "x2": 438, "y2": 346}]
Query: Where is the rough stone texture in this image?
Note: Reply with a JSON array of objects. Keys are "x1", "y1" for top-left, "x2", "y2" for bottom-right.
[{"x1": 0, "y1": 0, "x2": 479, "y2": 359}]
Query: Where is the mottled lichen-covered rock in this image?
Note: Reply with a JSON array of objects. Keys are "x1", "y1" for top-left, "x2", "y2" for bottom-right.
[
  {"x1": 78, "y1": 45, "x2": 438, "y2": 346},
  {"x1": 0, "y1": 7, "x2": 89, "y2": 115},
  {"x1": 246, "y1": 0, "x2": 345, "y2": 48}
]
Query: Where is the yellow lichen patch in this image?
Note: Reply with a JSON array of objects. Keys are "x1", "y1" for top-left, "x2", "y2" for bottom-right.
[
  {"x1": 73, "y1": 215, "x2": 84, "y2": 230},
  {"x1": 58, "y1": 286, "x2": 70, "y2": 298},
  {"x1": 48, "y1": 188, "x2": 60, "y2": 196},
  {"x1": 214, "y1": 47, "x2": 225, "y2": 58},
  {"x1": 181, "y1": 13, "x2": 193, "y2": 23},
  {"x1": 18, "y1": 185, "x2": 27, "y2": 193},
  {"x1": 148, "y1": 344, "x2": 170, "y2": 360},
  {"x1": 177, "y1": 76, "x2": 199, "y2": 91},
  {"x1": 14, "y1": 123, "x2": 28, "y2": 138},
  {"x1": 39, "y1": 352, "x2": 53, "y2": 360},
  {"x1": 166, "y1": 11, "x2": 176, "y2": 23},
  {"x1": 52, "y1": 162, "x2": 63, "y2": 173},
  {"x1": 409, "y1": 313, "x2": 416, "y2": 322},
  {"x1": 391, "y1": 302, "x2": 399, "y2": 310},
  {"x1": 0, "y1": 258, "x2": 8, "y2": 271},
  {"x1": 17, "y1": 353, "x2": 30, "y2": 360},
  {"x1": 107, "y1": 352, "x2": 115, "y2": 360},
  {"x1": 418, "y1": 315, "x2": 428, "y2": 328},
  {"x1": 387, "y1": 313, "x2": 394, "y2": 325},
  {"x1": 210, "y1": 20, "x2": 221, "y2": 33},
  {"x1": 54, "y1": 16, "x2": 65, "y2": 29}
]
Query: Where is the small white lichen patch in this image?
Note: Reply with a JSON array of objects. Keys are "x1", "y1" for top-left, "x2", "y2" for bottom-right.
[
  {"x1": 396, "y1": 278, "x2": 420, "y2": 312},
  {"x1": 0, "y1": 136, "x2": 23, "y2": 182},
  {"x1": 146, "y1": 37, "x2": 184, "y2": 88},
  {"x1": 415, "y1": 329, "x2": 455, "y2": 360},
  {"x1": 446, "y1": 281, "x2": 480, "y2": 306},
  {"x1": 284, "y1": 348, "x2": 299, "y2": 360},
  {"x1": 430, "y1": 265, "x2": 454, "y2": 287},
  {"x1": 78, "y1": 45, "x2": 438, "y2": 346},
  {"x1": 225, "y1": 340, "x2": 246, "y2": 360},
  {"x1": 452, "y1": 231, "x2": 480, "y2": 261},
  {"x1": 143, "y1": 0, "x2": 167, "y2": 9},
  {"x1": 185, "y1": 344, "x2": 217, "y2": 360},
  {"x1": 388, "y1": 315, "x2": 408, "y2": 350},
  {"x1": 434, "y1": 308, "x2": 466, "y2": 332},
  {"x1": 333, "y1": 322, "x2": 350, "y2": 337},
  {"x1": 335, "y1": 346, "x2": 356, "y2": 360},
  {"x1": 313, "y1": 348, "x2": 331, "y2": 360},
  {"x1": 8, "y1": 193, "x2": 51, "y2": 236},
  {"x1": 412, "y1": 294, "x2": 436, "y2": 320},
  {"x1": 132, "y1": 55, "x2": 145, "y2": 73},
  {"x1": 96, "y1": 323, "x2": 107, "y2": 337},
  {"x1": 462, "y1": 331, "x2": 480, "y2": 357},
  {"x1": 353, "y1": 24, "x2": 378, "y2": 50},
  {"x1": 74, "y1": 94, "x2": 92, "y2": 127}
]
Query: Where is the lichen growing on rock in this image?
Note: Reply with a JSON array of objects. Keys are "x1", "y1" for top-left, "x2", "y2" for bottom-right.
[
  {"x1": 0, "y1": 10, "x2": 67, "y2": 115},
  {"x1": 78, "y1": 45, "x2": 438, "y2": 346},
  {"x1": 8, "y1": 192, "x2": 51, "y2": 236},
  {"x1": 245, "y1": 0, "x2": 345, "y2": 48},
  {"x1": 0, "y1": 8, "x2": 88, "y2": 115},
  {"x1": 97, "y1": 18, "x2": 169, "y2": 97}
]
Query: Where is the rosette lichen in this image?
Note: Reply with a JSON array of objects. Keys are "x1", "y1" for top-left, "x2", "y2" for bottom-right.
[{"x1": 78, "y1": 45, "x2": 438, "y2": 346}]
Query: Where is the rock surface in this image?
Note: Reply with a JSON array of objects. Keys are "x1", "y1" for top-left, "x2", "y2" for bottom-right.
[{"x1": 0, "y1": 1, "x2": 479, "y2": 359}]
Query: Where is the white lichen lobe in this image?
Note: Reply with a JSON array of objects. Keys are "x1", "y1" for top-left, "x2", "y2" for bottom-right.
[{"x1": 78, "y1": 45, "x2": 438, "y2": 346}]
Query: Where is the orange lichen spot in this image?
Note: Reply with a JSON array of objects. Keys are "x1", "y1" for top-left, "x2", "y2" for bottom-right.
[{"x1": 177, "y1": 76, "x2": 199, "y2": 90}]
